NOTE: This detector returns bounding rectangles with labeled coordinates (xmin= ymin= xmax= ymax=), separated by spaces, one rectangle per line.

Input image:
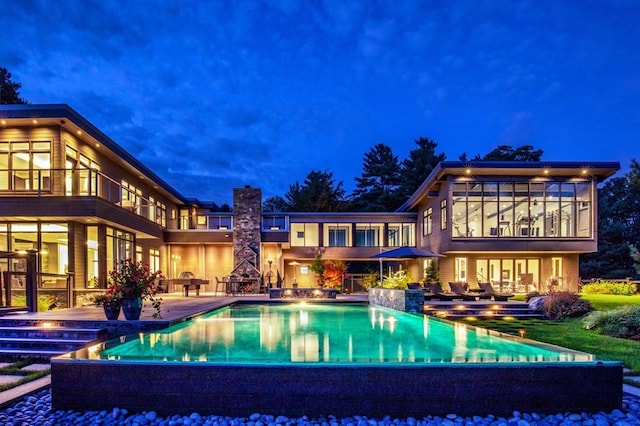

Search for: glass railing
xmin=0 ymin=168 xmax=167 ymax=227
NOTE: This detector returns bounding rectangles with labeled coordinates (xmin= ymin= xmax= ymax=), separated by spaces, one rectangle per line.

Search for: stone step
xmin=0 ymin=348 xmax=72 ymax=358
xmin=423 ymin=301 xmax=543 ymax=319
xmin=0 ymin=324 xmax=107 ymax=359
xmin=0 ymin=326 xmax=107 ymax=340
xmin=0 ymin=336 xmax=98 ymax=351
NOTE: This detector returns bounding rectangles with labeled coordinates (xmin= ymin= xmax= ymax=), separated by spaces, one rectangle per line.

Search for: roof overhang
xmin=0 ymin=104 xmax=188 ymax=205
xmin=396 ymin=160 xmax=621 ymax=212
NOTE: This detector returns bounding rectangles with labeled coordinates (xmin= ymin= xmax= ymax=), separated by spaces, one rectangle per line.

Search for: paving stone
xmin=20 ymin=363 xmax=50 ymax=372
xmin=0 ymin=375 xmax=21 ymax=385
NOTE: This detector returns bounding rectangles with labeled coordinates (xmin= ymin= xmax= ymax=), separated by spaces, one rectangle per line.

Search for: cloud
xmin=1 ymin=0 xmax=637 ymax=204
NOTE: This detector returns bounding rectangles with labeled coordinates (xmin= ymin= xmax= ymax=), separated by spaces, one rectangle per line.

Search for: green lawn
xmin=581 ymin=293 xmax=640 ymax=311
xmin=458 ymin=294 xmax=640 ymax=374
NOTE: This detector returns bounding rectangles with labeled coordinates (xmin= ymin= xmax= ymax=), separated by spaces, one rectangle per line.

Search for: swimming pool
xmin=51 ymin=301 xmax=623 ymax=417
xmin=98 ymin=302 xmax=589 ymax=363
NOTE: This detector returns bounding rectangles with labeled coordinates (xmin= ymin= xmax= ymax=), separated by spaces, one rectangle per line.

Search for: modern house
xmin=0 ymin=104 xmax=619 ymax=310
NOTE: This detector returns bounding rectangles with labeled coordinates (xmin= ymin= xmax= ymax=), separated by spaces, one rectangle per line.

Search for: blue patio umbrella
xmin=371 ymin=246 xmax=444 ymax=287
xmin=370 ymin=246 xmax=445 ymax=259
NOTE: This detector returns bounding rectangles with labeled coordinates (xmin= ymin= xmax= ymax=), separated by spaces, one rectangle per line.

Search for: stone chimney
xmin=231 ymin=186 xmax=261 ymax=279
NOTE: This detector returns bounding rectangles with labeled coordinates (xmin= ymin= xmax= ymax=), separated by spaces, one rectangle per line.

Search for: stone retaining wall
xmin=368 ymin=288 xmax=424 ymax=313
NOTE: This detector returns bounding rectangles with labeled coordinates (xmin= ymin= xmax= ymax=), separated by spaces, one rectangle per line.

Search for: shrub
xmin=582 ymin=305 xmax=640 ymax=340
xmin=581 ymin=281 xmax=637 ymax=296
xmin=542 ymin=291 xmax=591 ymax=320
xmin=382 ymin=270 xmax=414 ymax=289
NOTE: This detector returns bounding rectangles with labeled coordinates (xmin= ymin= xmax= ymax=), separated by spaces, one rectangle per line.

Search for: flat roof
xmin=397 ymin=160 xmax=621 ymax=212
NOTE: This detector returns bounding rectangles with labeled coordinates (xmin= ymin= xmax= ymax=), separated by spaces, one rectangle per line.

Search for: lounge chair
xmin=422 ymin=282 xmax=437 ymax=300
xmin=473 ymin=282 xmax=493 ymax=300
xmin=448 ymin=282 xmax=479 ymax=301
xmin=428 ymin=282 xmax=460 ymax=301
xmin=478 ymin=282 xmax=514 ymax=301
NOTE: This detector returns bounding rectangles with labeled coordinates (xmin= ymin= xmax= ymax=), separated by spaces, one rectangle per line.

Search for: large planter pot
xmin=102 ymin=300 xmax=121 ymax=320
xmin=121 ymin=296 xmax=143 ymax=320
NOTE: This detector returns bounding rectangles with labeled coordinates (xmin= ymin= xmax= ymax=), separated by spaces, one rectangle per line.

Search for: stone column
xmin=232 ymin=186 xmax=262 ymax=279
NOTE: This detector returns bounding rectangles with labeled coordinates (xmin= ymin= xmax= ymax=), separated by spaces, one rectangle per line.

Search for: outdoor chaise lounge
xmin=422 ymin=282 xmax=438 ymax=300
xmin=478 ymin=282 xmax=515 ymax=301
xmin=448 ymin=282 xmax=480 ymax=301
xmin=428 ymin=282 xmax=460 ymax=301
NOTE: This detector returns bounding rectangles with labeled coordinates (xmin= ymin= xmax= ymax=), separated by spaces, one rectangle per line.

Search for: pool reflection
xmin=96 ymin=303 xmax=593 ymax=364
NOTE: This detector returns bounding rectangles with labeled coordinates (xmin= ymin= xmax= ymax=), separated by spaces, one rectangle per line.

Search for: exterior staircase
xmin=0 ymin=319 xmax=107 ymax=359
xmin=423 ymin=300 xmax=543 ymax=319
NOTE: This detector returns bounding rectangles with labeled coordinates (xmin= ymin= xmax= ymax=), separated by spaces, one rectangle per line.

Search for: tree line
xmin=2 ymin=67 xmax=637 ymax=278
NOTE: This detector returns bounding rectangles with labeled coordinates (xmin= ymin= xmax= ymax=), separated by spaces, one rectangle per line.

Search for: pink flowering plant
xmin=94 ymin=282 xmax=122 ymax=305
xmin=108 ymin=258 xmax=163 ymax=318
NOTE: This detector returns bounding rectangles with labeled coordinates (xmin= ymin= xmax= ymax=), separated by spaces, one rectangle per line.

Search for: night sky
xmin=2 ymin=0 xmax=638 ymax=204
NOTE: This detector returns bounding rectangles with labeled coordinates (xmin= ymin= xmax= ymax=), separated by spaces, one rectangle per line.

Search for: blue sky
xmin=2 ymin=0 xmax=638 ymax=204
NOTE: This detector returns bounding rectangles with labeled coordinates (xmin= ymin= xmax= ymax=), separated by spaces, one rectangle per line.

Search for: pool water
xmin=99 ymin=302 xmax=591 ymax=364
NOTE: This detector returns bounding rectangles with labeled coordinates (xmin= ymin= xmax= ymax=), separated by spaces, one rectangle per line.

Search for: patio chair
xmin=428 ymin=282 xmax=460 ymax=301
xmin=214 ymin=277 xmax=226 ymax=295
xmin=448 ymin=282 xmax=479 ymax=301
xmin=422 ymin=282 xmax=437 ymax=300
xmin=473 ymin=282 xmax=494 ymax=300
xmin=478 ymin=282 xmax=514 ymax=301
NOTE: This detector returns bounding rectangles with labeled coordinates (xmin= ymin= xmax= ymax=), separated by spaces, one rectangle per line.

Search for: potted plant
xmin=108 ymin=258 xmax=163 ymax=320
xmin=94 ymin=283 xmax=122 ymax=320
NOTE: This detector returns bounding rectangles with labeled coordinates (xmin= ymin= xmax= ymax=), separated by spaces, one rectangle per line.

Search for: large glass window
xmin=327 ymin=224 xmax=351 ymax=247
xmin=576 ymin=183 xmax=591 ymax=237
xmin=482 ymin=183 xmax=498 ymax=237
xmin=355 ymin=223 xmax=383 ymax=247
xmin=476 ymin=258 xmax=539 ymax=293
xmin=262 ymin=215 xmax=288 ymax=231
xmin=440 ymin=200 xmax=447 ymax=230
xmin=452 ymin=180 xmax=593 ymax=239
xmin=206 ymin=215 xmax=232 ymax=230
xmin=1 ymin=141 xmax=51 ymax=192
xmin=150 ymin=248 xmax=160 ymax=273
xmin=452 ymin=183 xmax=469 ymax=237
xmin=87 ymin=226 xmax=98 ymax=288
xmin=387 ymin=223 xmax=415 ymax=247
xmin=106 ymin=227 xmax=134 ymax=280
xmin=40 ymin=223 xmax=68 ymax=276
xmin=0 ymin=142 xmax=8 ymax=190
xmin=423 ymin=208 xmax=433 ymax=236
xmin=121 ymin=181 xmax=141 ymax=214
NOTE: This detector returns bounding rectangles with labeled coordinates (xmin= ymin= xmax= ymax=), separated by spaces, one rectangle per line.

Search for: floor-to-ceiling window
xmin=476 ymin=258 xmax=540 ymax=293
xmin=451 ymin=179 xmax=592 ymax=239
xmin=106 ymin=227 xmax=134 ymax=281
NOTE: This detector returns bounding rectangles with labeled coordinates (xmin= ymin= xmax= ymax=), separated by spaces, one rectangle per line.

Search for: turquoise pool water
xmin=97 ymin=302 xmax=591 ymax=364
